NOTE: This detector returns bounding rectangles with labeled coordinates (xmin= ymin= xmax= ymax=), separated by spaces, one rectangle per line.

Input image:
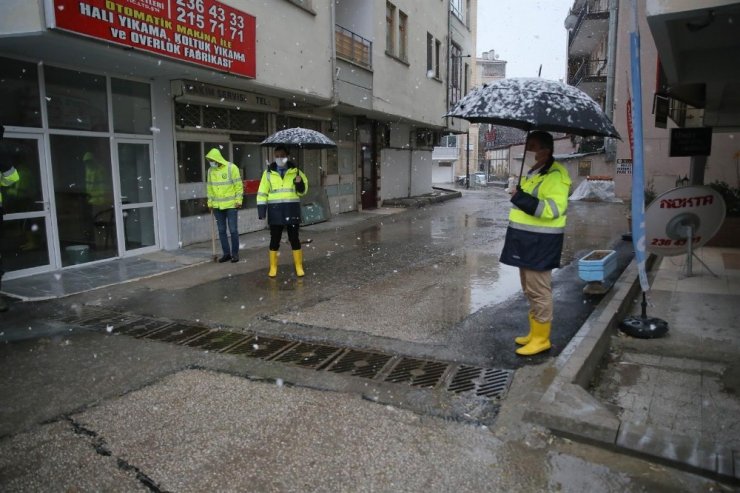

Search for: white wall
xmin=380 ymin=149 xmax=410 ymax=201
xmin=0 ymin=0 xmax=44 ymax=35
xmin=379 ymin=148 xmax=434 ymax=200
xmin=612 ymin=0 xmax=740 ymax=198
xmin=370 ymin=0 xmax=466 ymax=128
xmin=410 ymin=150 xmax=433 ymax=196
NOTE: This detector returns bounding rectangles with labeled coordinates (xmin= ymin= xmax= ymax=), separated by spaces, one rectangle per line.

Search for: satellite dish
xmin=645 ymin=185 xmax=726 ymax=257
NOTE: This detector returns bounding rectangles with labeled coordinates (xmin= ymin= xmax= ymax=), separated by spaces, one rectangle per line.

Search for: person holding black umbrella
xmin=257 ymin=146 xmax=308 ymax=277
xmin=500 ymin=131 xmax=571 ymax=356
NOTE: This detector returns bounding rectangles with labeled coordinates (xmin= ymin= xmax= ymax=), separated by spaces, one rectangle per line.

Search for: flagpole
xmin=620 ymin=0 xmax=668 ymax=339
xmin=628 ymin=0 xmax=649 ymax=293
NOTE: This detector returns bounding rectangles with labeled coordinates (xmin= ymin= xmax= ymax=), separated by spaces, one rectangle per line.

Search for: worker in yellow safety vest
xmin=257 ymin=146 xmax=308 ymax=277
xmin=206 ymin=147 xmax=243 ymax=263
xmin=500 ymin=131 xmax=572 ymax=356
xmin=0 ymin=125 xmax=21 ymax=312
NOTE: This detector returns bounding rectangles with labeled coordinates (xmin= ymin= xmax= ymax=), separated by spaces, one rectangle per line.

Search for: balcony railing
xmin=568 ymin=0 xmax=610 ymax=48
xmin=335 ymin=25 xmax=372 ymax=69
xmin=569 ymin=58 xmax=608 ymax=86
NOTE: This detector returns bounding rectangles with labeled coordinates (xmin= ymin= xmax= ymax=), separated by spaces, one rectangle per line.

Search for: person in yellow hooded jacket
xmin=500 ymin=131 xmax=571 ymax=356
xmin=206 ymin=147 xmax=243 ymax=263
xmin=257 ymin=146 xmax=308 ymax=277
xmin=0 ymin=125 xmax=20 ymax=312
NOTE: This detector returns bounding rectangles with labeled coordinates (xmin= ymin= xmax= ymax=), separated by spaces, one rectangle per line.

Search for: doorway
xmin=1 ymin=135 xmax=54 ymax=279
xmin=116 ymin=141 xmax=157 ymax=253
xmin=358 ymin=123 xmax=377 ymax=210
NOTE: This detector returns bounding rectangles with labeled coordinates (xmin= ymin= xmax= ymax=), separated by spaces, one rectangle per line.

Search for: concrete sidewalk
xmin=528 ymin=246 xmax=740 ymax=483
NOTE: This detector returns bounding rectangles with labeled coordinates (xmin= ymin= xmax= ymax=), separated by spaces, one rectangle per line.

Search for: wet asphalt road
xmin=4 ymin=189 xmax=720 ymax=493
xmin=65 ymin=188 xmax=634 ymax=370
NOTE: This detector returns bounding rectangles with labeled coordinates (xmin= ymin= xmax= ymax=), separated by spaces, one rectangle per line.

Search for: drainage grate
xmin=56 ymin=309 xmax=108 ymax=324
xmin=475 ymin=368 xmax=513 ymax=399
xmin=142 ymin=323 xmax=210 ymax=344
xmin=117 ymin=319 xmax=173 ymax=338
xmin=185 ymin=331 xmax=250 ymax=352
xmin=272 ymin=343 xmax=344 ymax=370
xmin=384 ymin=357 xmax=450 ymax=388
xmin=448 ymin=366 xmax=513 ymax=399
xmin=326 ymin=349 xmax=393 ymax=379
xmin=87 ymin=309 xmax=514 ymax=403
xmin=226 ymin=336 xmax=296 ymax=359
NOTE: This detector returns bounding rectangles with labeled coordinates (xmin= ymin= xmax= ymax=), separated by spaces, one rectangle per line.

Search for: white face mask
xmin=208 ymin=160 xmax=217 ymax=168
xmin=276 ymin=157 xmax=288 ymax=167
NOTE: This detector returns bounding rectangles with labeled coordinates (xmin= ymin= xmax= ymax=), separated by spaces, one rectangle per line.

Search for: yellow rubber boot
xmin=292 ymin=249 xmax=304 ymax=277
xmin=515 ymin=319 xmax=551 ymax=356
xmin=515 ymin=311 xmax=535 ymax=345
xmin=268 ymin=250 xmax=278 ymax=277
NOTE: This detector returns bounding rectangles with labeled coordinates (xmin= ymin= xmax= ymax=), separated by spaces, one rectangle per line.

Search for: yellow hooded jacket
xmin=0 ymin=166 xmax=20 ymax=208
xmin=206 ymin=148 xmax=243 ymax=210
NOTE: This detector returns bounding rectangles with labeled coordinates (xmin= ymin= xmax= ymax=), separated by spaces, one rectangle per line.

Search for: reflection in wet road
xmin=103 ymin=189 xmax=629 ymax=350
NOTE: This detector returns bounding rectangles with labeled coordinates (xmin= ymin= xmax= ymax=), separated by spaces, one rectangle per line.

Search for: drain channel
xmin=57 ymin=308 xmax=513 ymax=401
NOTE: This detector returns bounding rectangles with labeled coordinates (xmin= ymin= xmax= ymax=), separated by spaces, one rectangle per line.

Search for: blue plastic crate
xmin=578 ymin=250 xmax=617 ymax=282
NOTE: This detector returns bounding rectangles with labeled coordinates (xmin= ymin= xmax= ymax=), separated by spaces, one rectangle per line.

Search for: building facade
xmin=565 ymin=0 xmax=740 ymax=200
xmin=0 ymin=0 xmax=475 ymax=280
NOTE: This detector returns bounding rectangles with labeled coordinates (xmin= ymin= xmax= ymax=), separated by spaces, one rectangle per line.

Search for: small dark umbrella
xmin=260 ymin=127 xmax=337 ymax=149
xmin=445 ymin=77 xmax=620 ymax=181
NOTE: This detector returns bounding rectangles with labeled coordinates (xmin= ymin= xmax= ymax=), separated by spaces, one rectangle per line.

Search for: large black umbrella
xmin=445 ymin=78 xmax=620 ymax=181
xmin=261 ymin=127 xmax=337 ymax=149
xmin=446 ymin=77 xmax=620 ymax=137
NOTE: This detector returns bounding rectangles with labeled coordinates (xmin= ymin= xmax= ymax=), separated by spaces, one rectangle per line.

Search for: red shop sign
xmin=51 ymin=0 xmax=256 ymax=78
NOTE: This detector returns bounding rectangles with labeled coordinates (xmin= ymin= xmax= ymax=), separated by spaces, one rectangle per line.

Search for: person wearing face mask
xmin=256 ymin=146 xmax=308 ymax=277
xmin=205 ymin=147 xmax=243 ymax=263
xmin=500 ymin=131 xmax=571 ymax=356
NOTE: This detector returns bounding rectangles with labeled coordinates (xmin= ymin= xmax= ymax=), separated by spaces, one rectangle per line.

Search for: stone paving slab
xmin=525 ymin=252 xmax=740 ymax=484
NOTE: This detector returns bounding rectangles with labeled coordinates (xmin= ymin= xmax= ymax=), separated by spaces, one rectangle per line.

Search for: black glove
xmin=510 ymin=189 xmax=539 ymax=216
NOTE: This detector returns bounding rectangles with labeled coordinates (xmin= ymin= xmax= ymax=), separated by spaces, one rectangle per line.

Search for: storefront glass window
xmin=46 ymin=66 xmax=108 ymax=132
xmin=50 ymin=136 xmax=116 ymax=266
xmin=203 ymin=106 xmax=228 ymax=129
xmin=233 ymin=142 xmax=262 ymax=209
xmin=0 ymin=57 xmax=41 ymax=127
xmin=176 ymin=141 xmax=202 ymax=183
xmin=231 ymin=110 xmax=267 ymax=132
xmin=112 ymin=78 xmax=152 ymax=135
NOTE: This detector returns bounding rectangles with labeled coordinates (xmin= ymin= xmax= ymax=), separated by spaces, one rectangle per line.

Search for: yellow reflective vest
xmin=257 ymin=162 xmax=308 ymax=225
xmin=206 ymin=148 xmax=243 ymax=210
xmin=0 ymin=166 xmax=20 ymax=208
xmin=508 ymin=161 xmax=571 ymax=233
xmin=500 ymin=160 xmax=571 ymax=271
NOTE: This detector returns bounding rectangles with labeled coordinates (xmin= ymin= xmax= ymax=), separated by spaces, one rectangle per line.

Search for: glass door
xmin=116 ymin=141 xmax=157 ymax=253
xmin=1 ymin=135 xmax=54 ymax=279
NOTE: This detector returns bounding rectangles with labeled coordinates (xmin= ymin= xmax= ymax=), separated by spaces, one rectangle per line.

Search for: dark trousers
xmin=213 ymin=208 xmax=239 ymax=257
xmin=269 ymin=224 xmax=300 ymax=250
